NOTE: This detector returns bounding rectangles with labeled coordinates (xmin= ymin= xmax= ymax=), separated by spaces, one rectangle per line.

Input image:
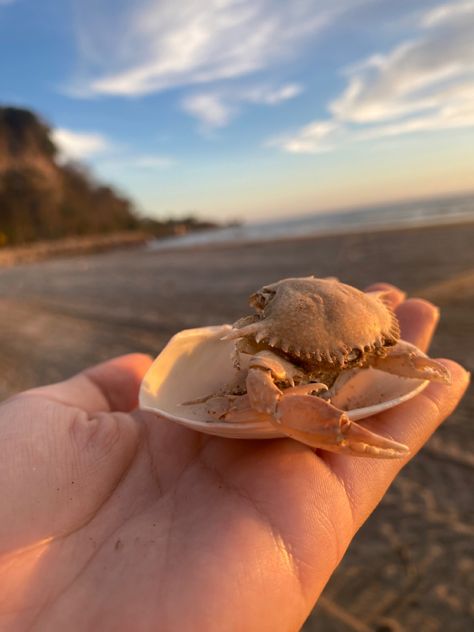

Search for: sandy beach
xmin=1 ymin=220 xmax=473 ymax=631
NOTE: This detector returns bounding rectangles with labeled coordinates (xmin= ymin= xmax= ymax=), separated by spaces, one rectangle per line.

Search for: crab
xmin=202 ymin=276 xmax=451 ymax=458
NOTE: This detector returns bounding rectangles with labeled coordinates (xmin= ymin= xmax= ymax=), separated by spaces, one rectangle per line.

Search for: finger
xmin=396 ymin=298 xmax=439 ymax=352
xmin=364 ymin=282 xmax=406 ymax=310
xmin=324 ymin=360 xmax=469 ymax=529
xmin=26 ymin=354 xmax=153 ymax=413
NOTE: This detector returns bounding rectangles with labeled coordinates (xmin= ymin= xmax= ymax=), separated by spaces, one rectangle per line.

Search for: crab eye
xmin=249 ymin=288 xmax=275 ymax=311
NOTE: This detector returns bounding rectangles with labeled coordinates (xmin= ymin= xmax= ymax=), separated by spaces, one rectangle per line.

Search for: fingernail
xmin=386 ymin=288 xmax=407 ymax=304
xmin=438 ymin=360 xmax=471 ymax=384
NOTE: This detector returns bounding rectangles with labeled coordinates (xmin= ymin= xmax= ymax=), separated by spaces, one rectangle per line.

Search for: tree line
xmin=0 ymin=107 xmax=217 ymax=247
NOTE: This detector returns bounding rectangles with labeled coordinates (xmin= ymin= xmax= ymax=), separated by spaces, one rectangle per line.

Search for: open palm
xmin=0 ymin=286 xmax=468 ymax=632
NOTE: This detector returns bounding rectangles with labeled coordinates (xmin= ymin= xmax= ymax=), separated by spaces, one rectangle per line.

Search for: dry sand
xmin=0 ymin=220 xmax=473 ymax=631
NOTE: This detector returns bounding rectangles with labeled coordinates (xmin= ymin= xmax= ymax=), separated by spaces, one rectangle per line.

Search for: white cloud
xmin=268 ymin=120 xmax=338 ymax=153
xmin=182 ymin=82 xmax=302 ymax=130
xmin=244 ymin=83 xmax=303 ymax=105
xmin=422 ymin=1 xmax=474 ymax=27
xmin=52 ymin=128 xmax=112 ymax=160
xmin=131 ymin=155 xmax=176 ymax=169
xmin=272 ymin=0 xmax=474 ymax=153
xmin=52 ymin=128 xmax=176 ymax=172
xmin=181 ymin=93 xmax=235 ymax=130
xmin=70 ymin=1 xmax=355 ymax=97
xmin=98 ymin=153 xmax=176 ymax=173
xmin=331 ymin=4 xmax=474 ymax=124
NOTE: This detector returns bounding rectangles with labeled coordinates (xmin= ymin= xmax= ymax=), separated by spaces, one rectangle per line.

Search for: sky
xmin=1 ymin=0 xmax=473 ymax=222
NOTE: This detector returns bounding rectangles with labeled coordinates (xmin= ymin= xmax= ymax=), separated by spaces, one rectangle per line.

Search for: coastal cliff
xmin=0 ymin=107 xmax=138 ymax=246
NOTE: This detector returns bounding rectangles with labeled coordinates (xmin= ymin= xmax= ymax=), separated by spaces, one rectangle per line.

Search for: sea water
xmin=148 ymin=193 xmax=474 ymax=251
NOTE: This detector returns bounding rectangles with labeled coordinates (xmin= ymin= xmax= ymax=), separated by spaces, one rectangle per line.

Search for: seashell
xmin=139 ymin=325 xmax=429 ymax=441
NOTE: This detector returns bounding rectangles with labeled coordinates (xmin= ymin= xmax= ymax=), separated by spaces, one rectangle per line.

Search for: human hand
xmin=0 ymin=286 xmax=469 ymax=632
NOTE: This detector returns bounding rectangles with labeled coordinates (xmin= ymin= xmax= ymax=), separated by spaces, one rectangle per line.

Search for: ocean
xmin=149 ymin=192 xmax=474 ymax=251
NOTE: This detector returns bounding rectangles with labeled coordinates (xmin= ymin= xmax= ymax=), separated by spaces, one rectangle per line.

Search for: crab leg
xmin=214 ymin=394 xmax=274 ymax=424
xmin=246 ymin=365 xmax=283 ymax=415
xmin=215 ymin=384 xmax=326 ymax=425
xmin=370 ymin=342 xmax=451 ymax=384
xmin=273 ymin=393 xmax=410 ymax=458
xmin=245 ymin=365 xmax=409 ymax=458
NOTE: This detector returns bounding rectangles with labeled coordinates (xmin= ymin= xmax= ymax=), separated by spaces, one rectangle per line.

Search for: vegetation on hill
xmin=0 ymin=107 xmax=217 ymax=247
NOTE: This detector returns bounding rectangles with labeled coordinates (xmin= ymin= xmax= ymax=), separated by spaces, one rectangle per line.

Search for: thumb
xmin=28 ymin=354 xmax=153 ymax=413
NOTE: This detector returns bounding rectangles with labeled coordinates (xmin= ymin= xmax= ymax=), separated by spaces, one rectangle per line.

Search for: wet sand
xmin=0 ymin=231 xmax=149 ymax=267
xmin=1 ymin=220 xmax=473 ymax=630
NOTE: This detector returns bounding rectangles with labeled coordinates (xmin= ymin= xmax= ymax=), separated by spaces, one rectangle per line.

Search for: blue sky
xmin=1 ymin=0 xmax=473 ymax=222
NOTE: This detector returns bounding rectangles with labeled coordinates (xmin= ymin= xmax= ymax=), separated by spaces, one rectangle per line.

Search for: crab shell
xmin=232 ymin=276 xmax=401 ymax=367
xmin=139 ymin=325 xmax=429 ymax=440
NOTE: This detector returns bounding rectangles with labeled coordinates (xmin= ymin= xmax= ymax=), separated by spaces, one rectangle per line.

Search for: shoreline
xmin=0 ymin=231 xmax=151 ymax=268
xmin=2 ymin=212 xmax=474 ymax=268
xmin=147 ymin=215 xmax=474 ymax=255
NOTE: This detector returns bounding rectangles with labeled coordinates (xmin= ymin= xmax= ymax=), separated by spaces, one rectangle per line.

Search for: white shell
xmin=139 ymin=325 xmax=429 ymax=439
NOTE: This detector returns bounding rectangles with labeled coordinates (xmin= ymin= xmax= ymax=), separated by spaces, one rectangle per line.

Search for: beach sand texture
xmin=0 ymin=221 xmax=473 ymax=631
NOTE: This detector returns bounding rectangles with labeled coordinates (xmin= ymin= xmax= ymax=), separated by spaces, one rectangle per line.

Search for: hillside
xmin=0 ymin=107 xmax=139 ymax=246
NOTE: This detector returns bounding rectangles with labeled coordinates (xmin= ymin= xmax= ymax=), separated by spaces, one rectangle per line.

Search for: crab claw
xmin=272 ymin=394 xmax=410 ymax=459
xmin=371 ymin=343 xmax=451 ymax=385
